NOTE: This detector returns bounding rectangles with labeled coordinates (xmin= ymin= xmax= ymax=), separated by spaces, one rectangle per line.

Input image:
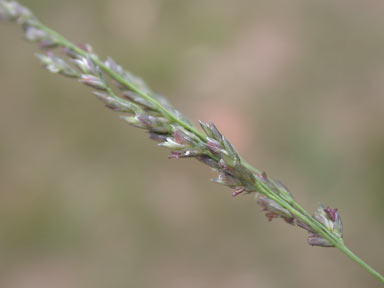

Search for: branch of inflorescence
xmin=39 ymin=23 xmax=343 ymax=249
xmin=37 ymin=21 xmax=346 ymax=260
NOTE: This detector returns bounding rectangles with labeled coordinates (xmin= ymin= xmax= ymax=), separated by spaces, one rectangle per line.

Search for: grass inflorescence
xmin=0 ymin=0 xmax=383 ymax=283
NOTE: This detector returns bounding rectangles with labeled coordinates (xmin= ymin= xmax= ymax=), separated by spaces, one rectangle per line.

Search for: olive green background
xmin=0 ymin=1 xmax=383 ymax=287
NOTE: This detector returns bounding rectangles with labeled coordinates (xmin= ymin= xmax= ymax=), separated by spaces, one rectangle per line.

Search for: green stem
xmin=26 ymin=18 xmax=382 ymax=285
xmin=335 ymin=243 xmax=384 ymax=283
xmin=256 ymin=182 xmax=384 ymax=283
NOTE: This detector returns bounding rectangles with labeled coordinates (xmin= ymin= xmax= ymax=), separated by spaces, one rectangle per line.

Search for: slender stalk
xmin=336 ymin=244 xmax=384 ymax=283
xmin=1 ymin=1 xmax=383 ymax=283
xmin=256 ymin=184 xmax=383 ymax=282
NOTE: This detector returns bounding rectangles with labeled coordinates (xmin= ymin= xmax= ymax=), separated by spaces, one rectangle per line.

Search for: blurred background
xmin=0 ymin=0 xmax=383 ymax=287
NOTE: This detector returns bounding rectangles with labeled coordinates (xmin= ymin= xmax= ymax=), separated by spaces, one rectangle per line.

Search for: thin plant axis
xmin=0 ymin=0 xmax=383 ymax=284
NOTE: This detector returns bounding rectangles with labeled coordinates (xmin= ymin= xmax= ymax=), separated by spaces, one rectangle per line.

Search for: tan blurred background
xmin=0 ymin=0 xmax=383 ymax=287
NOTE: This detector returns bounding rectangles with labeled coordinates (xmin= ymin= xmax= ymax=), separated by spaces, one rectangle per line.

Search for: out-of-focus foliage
xmin=0 ymin=0 xmax=383 ymax=287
